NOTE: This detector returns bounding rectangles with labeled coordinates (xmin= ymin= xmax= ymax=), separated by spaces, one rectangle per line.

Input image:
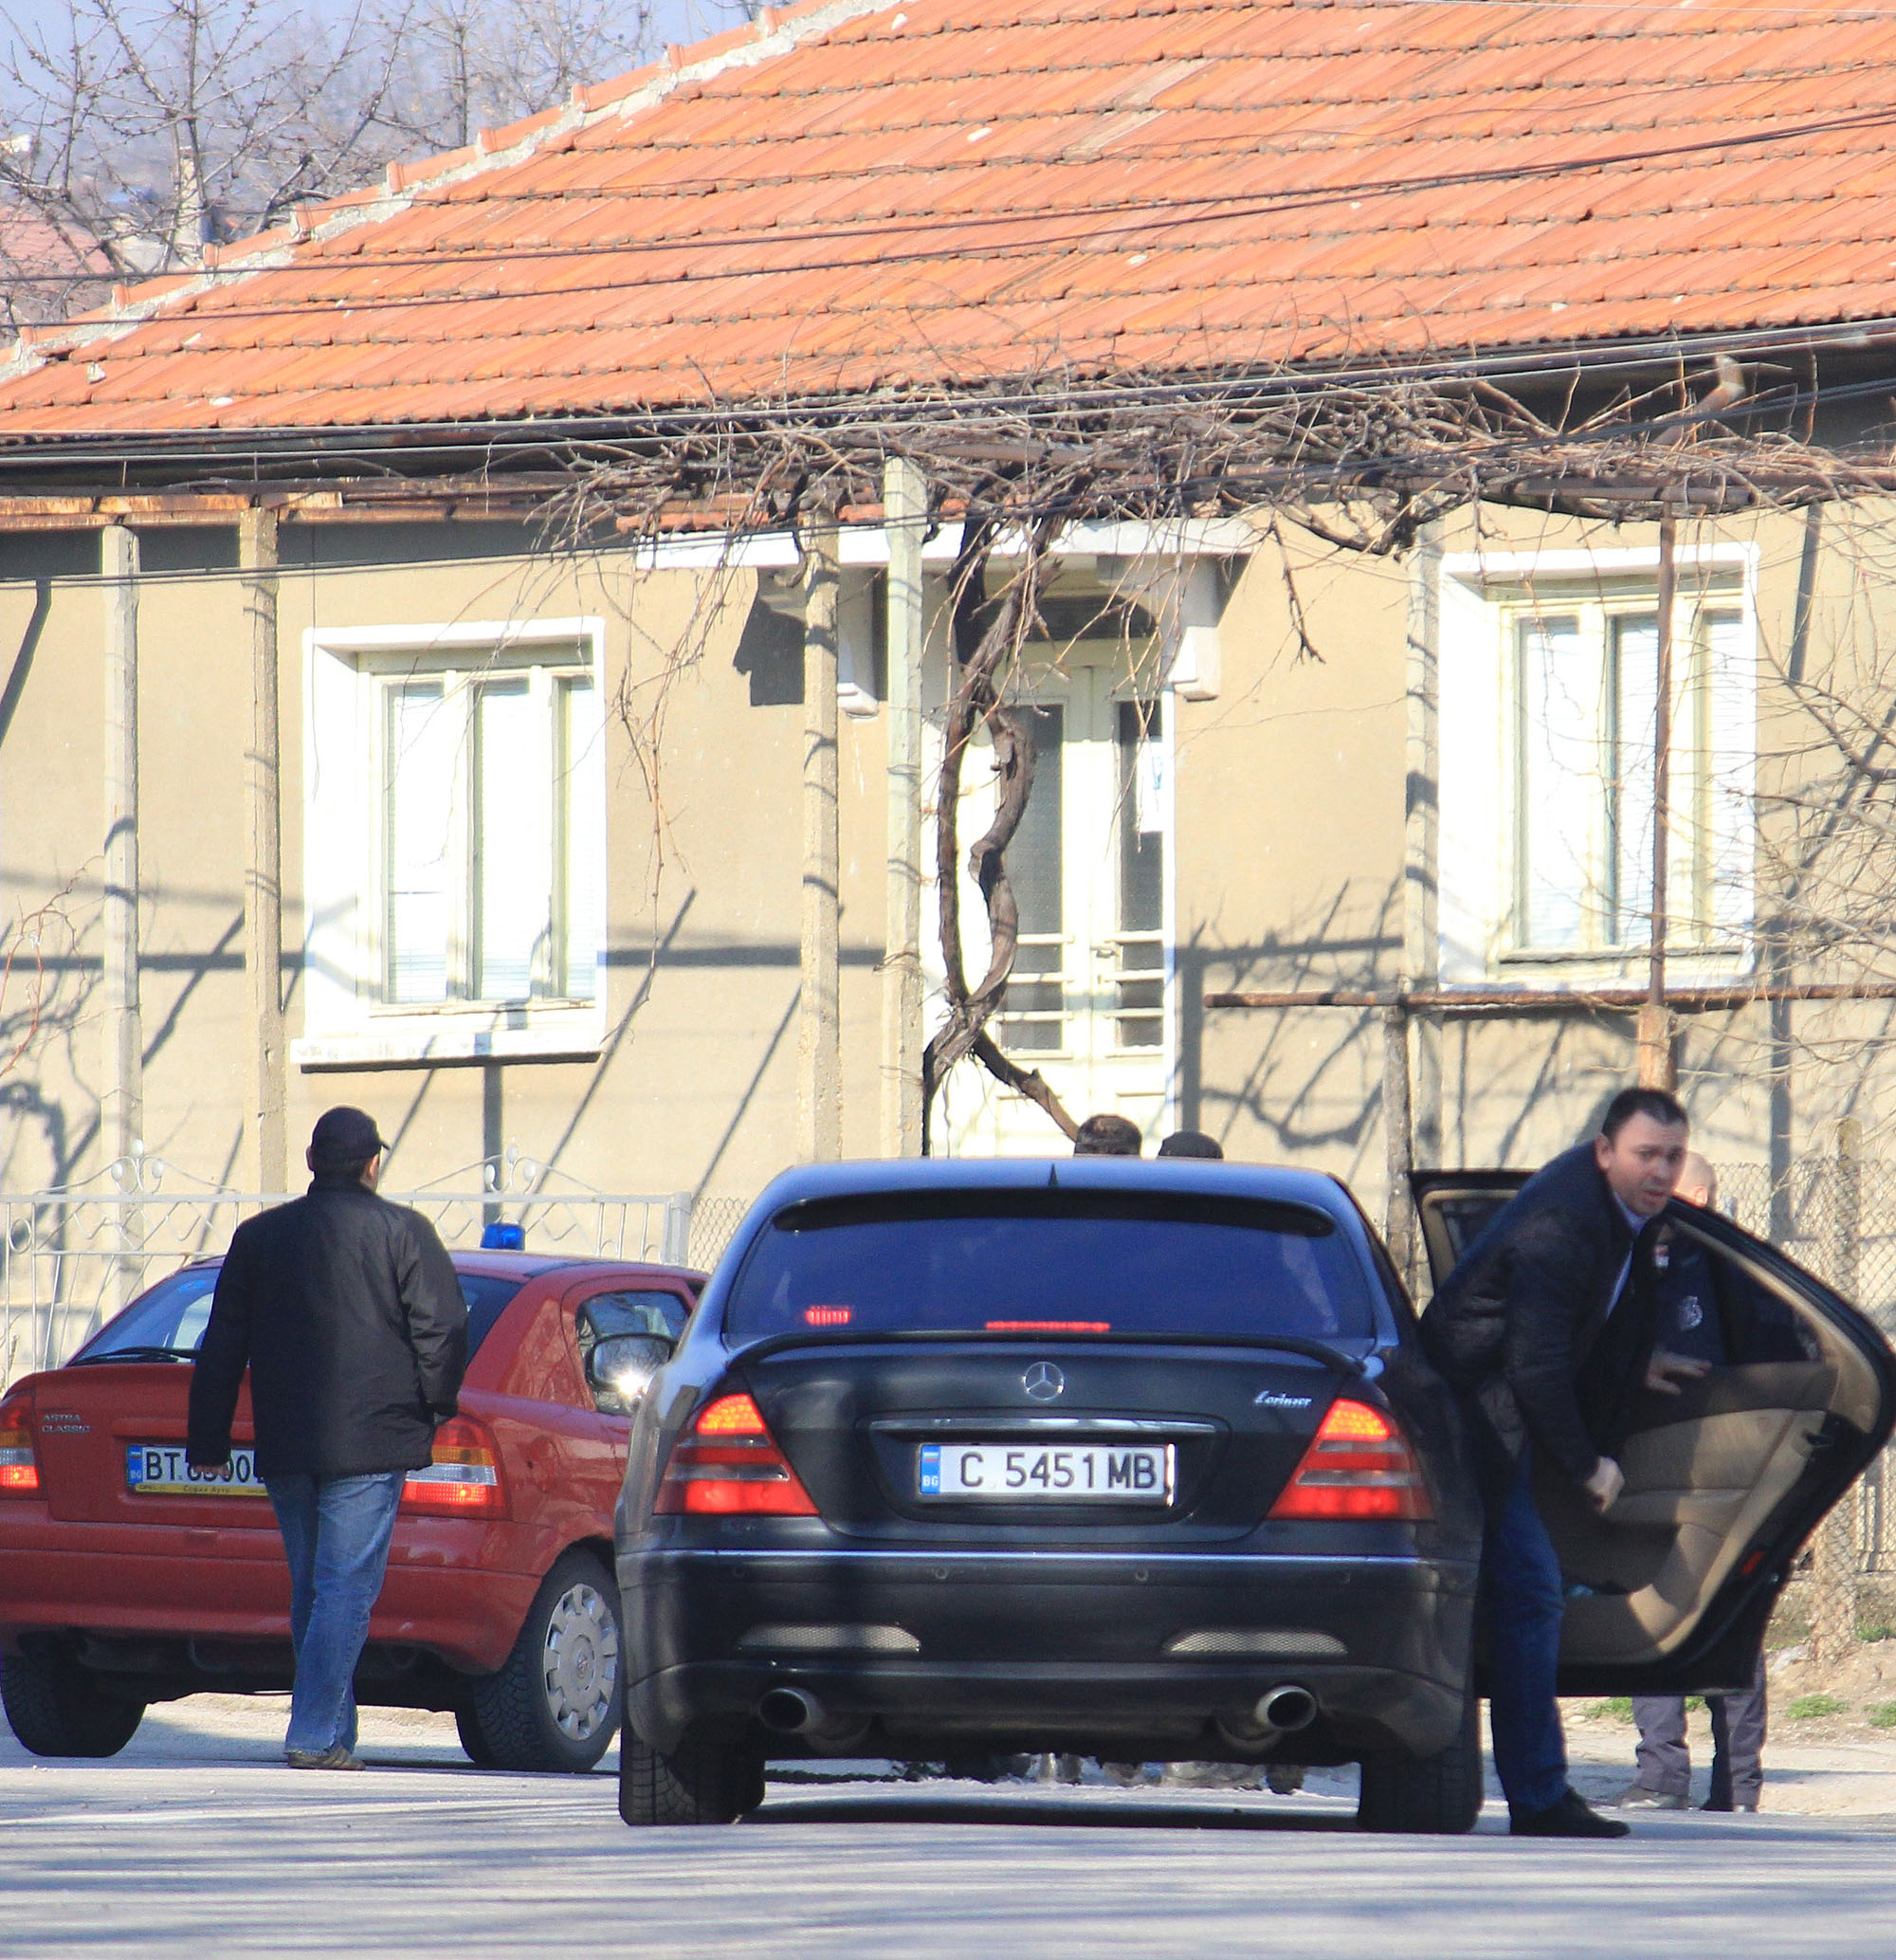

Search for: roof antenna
xmin=1048 ymin=1162 xmax=1059 ymax=1187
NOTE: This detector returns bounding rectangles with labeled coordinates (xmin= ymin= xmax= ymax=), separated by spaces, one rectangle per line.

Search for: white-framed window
xmin=297 ymin=618 xmax=607 ymax=1068
xmin=1438 ymin=548 xmax=1756 ymax=983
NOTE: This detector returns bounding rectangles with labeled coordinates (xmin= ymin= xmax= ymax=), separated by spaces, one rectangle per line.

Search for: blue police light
xmin=481 ymin=1222 xmax=525 ymax=1251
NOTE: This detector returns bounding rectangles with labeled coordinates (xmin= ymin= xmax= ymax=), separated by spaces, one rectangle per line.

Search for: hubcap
xmin=541 ymin=1581 xmax=620 ymax=1742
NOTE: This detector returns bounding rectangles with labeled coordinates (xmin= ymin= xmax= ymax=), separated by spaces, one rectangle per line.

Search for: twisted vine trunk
xmin=920 ymin=505 xmax=1080 ymax=1152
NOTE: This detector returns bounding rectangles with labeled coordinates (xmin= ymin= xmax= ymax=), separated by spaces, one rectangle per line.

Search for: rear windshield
xmin=71 ymin=1268 xmax=526 ymax=1364
xmin=723 ymin=1191 xmax=1375 ymax=1346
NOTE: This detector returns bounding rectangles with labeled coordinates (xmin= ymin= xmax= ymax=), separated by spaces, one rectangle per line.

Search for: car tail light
xmin=0 ymin=1390 xmax=38 ymax=1495
xmin=402 ymin=1416 xmax=506 ymax=1517
xmin=1267 ymin=1398 xmax=1431 ymax=1522
xmin=654 ymin=1392 xmax=818 ymax=1516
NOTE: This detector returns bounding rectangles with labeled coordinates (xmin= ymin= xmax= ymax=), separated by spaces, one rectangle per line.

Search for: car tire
xmin=465 ymin=1549 xmax=622 ymax=1773
xmin=454 ymin=1703 xmax=500 ymax=1768
xmin=1356 ymin=1692 xmax=1484 ymax=1834
xmin=618 ymin=1715 xmax=766 ymax=1825
xmin=1 ymin=1648 xmax=145 ymax=1759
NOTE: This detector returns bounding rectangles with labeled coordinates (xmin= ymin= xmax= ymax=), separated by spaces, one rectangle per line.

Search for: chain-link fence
xmin=0 ymin=1151 xmax=756 ymax=1389
xmin=1717 ymin=1153 xmax=1896 ymax=1663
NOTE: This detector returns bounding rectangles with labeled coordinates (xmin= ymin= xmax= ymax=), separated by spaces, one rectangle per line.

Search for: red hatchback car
xmin=0 ymin=1250 xmax=703 ymax=1771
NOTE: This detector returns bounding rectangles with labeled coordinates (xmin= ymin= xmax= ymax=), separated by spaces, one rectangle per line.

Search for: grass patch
xmin=1860 ymin=1623 xmax=1894 ymax=1644
xmin=1787 ymin=1693 xmax=1849 ymax=1721
xmin=1685 ymin=1695 xmax=1706 ymax=1713
xmin=1867 ymin=1702 xmax=1896 ymax=1730
xmin=1591 ymin=1697 xmax=1635 ymax=1722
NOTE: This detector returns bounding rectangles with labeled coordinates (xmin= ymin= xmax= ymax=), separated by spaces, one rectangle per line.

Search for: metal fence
xmin=1717 ymin=1154 xmax=1896 ymax=1658
xmin=0 ymin=1149 xmax=757 ymax=1389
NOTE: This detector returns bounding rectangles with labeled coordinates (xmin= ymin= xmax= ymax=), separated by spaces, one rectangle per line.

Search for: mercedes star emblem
xmin=1022 ymin=1362 xmax=1066 ymax=1401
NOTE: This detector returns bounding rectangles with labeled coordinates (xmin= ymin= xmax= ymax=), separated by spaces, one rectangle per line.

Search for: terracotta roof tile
xmin=9 ymin=0 xmax=1896 ymax=433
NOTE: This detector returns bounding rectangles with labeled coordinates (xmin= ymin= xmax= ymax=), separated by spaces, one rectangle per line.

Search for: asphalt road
xmin=6 ymin=1699 xmax=1896 ymax=1957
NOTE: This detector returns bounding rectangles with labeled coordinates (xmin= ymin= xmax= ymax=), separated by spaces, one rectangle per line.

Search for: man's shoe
xmin=1510 ymin=1789 xmax=1632 ymax=1838
xmin=1613 ymin=1785 xmax=1688 ymax=1810
xmin=285 ymin=1745 xmax=365 ymax=1770
xmin=1701 ymin=1798 xmax=1759 ymax=1813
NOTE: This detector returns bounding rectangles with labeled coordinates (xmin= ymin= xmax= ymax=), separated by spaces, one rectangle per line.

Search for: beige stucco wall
xmin=2 ymin=499 xmax=1894 ymax=1263
xmin=0 ymin=526 xmax=890 ymax=1213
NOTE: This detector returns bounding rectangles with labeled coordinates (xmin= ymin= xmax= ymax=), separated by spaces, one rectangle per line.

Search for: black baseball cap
xmin=309 ymin=1106 xmax=388 ymax=1167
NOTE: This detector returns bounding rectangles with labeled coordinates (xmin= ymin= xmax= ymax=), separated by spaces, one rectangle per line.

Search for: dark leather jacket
xmin=188 ymin=1177 xmax=467 ymax=1478
xmin=1422 ymin=1144 xmax=1660 ymax=1488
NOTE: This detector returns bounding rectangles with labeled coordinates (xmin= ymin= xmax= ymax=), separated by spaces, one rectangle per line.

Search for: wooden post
xmin=797 ymin=514 xmax=843 ymax=1162
xmin=1640 ymin=509 xmax=1678 ymax=1090
xmin=881 ymin=457 xmax=926 ymax=1157
xmin=240 ymin=507 xmax=286 ymax=1194
xmin=101 ymin=523 xmax=142 ymax=1167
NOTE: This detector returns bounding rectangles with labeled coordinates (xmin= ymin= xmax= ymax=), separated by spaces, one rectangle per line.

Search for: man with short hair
xmin=1157 ymin=1130 xmax=1224 ymax=1160
xmin=188 ymin=1108 xmax=465 ymax=1769
xmin=1072 ymin=1112 xmax=1142 ymax=1156
xmin=1425 ymin=1087 xmax=1705 ymax=1838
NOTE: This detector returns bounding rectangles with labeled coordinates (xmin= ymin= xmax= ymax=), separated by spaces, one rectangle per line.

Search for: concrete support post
xmin=797 ymin=515 xmax=843 ymax=1163
xmin=1399 ymin=520 xmax=1442 ymax=1288
xmin=101 ymin=523 xmax=142 ymax=1168
xmin=881 ymin=457 xmax=926 ymax=1157
xmin=1380 ymin=1004 xmax=1414 ymax=1282
xmin=240 ymin=506 xmax=286 ymax=1194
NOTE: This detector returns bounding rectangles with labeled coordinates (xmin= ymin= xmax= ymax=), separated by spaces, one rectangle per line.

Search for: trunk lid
xmin=32 ymin=1363 xmax=268 ymax=1529
xmin=739 ymin=1336 xmax=1357 ymax=1544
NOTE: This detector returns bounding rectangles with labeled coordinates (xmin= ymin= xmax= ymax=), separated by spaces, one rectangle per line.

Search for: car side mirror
xmin=585 ymin=1333 xmax=672 ymax=1415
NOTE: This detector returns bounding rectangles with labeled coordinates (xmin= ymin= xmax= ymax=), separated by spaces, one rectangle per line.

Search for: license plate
xmin=125 ymin=1444 xmax=268 ymax=1497
xmin=917 ymin=1442 xmax=1173 ymax=1503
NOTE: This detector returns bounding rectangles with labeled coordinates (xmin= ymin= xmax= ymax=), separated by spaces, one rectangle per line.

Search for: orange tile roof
xmin=7 ymin=0 xmax=1896 ymax=433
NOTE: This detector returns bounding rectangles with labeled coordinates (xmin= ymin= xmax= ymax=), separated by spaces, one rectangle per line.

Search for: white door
xmin=937 ymin=644 xmax=1172 ymax=1155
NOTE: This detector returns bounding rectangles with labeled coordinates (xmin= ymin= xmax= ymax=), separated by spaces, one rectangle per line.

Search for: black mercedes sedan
xmin=612 ymin=1157 xmax=1893 ymax=1833
xmin=614 ymin=1158 xmax=1487 ymax=1830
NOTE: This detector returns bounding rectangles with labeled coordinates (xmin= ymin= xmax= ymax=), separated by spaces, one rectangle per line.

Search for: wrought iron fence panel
xmin=0 ymin=1152 xmax=708 ymax=1388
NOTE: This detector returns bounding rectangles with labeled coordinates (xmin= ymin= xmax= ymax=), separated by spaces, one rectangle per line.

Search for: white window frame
xmin=296 ymin=616 xmax=608 ymax=1069
xmin=1437 ymin=545 xmax=1758 ymax=986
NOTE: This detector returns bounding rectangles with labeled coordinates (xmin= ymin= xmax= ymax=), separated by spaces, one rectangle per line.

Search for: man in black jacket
xmin=188 ymin=1108 xmax=465 ymax=1769
xmin=1424 ymin=1086 xmax=1704 ymax=1838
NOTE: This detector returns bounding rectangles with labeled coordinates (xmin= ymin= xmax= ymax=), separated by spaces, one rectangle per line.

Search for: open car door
xmin=1412 ymin=1171 xmax=1896 ymax=1695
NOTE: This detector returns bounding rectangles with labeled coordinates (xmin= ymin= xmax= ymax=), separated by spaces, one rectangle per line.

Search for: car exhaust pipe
xmin=756 ymin=1685 xmax=871 ymax=1752
xmin=1254 ymin=1684 xmax=1318 ymax=1734
xmin=757 ymin=1686 xmax=824 ymax=1733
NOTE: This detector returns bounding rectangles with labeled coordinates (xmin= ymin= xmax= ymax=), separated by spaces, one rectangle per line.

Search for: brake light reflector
xmin=1267 ymin=1398 xmax=1431 ymax=1521
xmin=0 ymin=1392 xmax=38 ymax=1494
xmin=402 ymin=1416 xmax=506 ymax=1517
xmin=655 ymin=1392 xmax=818 ymax=1516
xmin=984 ymin=1321 xmax=1112 ymax=1333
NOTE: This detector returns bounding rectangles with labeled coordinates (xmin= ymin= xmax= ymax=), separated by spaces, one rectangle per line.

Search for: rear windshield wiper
xmin=70 ymin=1345 xmax=199 ymax=1366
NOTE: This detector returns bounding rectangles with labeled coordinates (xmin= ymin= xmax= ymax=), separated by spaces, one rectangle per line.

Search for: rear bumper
xmin=0 ymin=1530 xmax=538 ymax=1677
xmin=622 ymin=1547 xmax=1477 ymax=1760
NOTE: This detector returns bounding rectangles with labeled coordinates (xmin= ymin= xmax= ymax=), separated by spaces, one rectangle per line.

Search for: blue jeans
xmin=265 ymin=1470 xmax=406 ymax=1756
xmin=1483 ymin=1449 xmax=1570 ymax=1813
